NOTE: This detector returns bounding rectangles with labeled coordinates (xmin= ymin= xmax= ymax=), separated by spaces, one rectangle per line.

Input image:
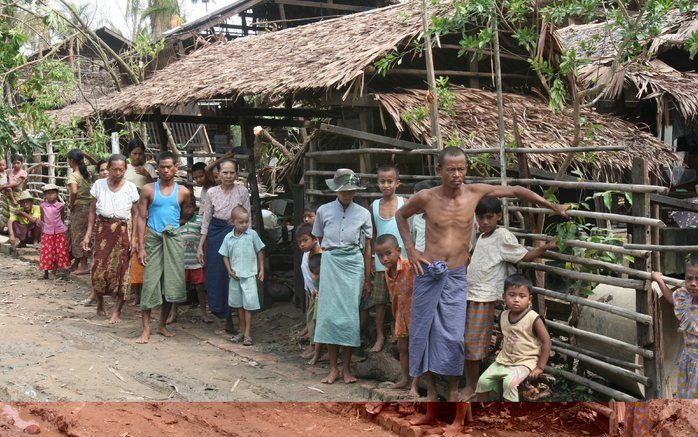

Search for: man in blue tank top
xmin=135 ymin=151 xmax=192 ymax=344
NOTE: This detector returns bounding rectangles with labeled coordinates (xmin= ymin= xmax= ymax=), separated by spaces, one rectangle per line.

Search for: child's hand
xmin=362 ymin=280 xmax=371 ymax=298
xmin=257 ymin=270 xmax=264 ymax=282
xmin=197 ymin=247 xmax=205 ymax=266
xmin=228 ymin=270 xmax=238 ymax=280
xmin=650 ymin=271 xmax=664 ymax=283
xmin=528 ymin=366 xmax=544 ymax=381
xmin=81 ymin=236 xmax=91 ymax=252
xmin=543 ymin=237 xmax=558 ymax=251
xmin=138 ymin=246 xmax=147 ymax=266
xmin=9 ymin=237 xmax=18 ymax=246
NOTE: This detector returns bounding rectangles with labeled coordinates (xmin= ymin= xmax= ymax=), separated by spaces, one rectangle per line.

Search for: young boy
xmin=410 ymin=180 xmax=438 ymax=253
xmin=303 ymin=205 xmax=317 ymax=225
xmin=8 ymin=191 xmax=41 ymax=247
xmin=169 ymin=194 xmax=213 ymax=325
xmin=363 ymin=164 xmax=406 ymax=353
xmin=375 ymin=233 xmax=419 ymax=396
xmin=297 ymin=223 xmax=322 ymax=359
xmin=459 ymin=196 xmax=557 ymax=401
xmin=219 ymin=206 xmax=265 ymax=346
xmin=475 ymin=273 xmax=551 ymax=401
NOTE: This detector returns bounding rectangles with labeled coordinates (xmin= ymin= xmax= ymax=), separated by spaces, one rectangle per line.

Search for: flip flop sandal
xmin=243 ymin=336 xmax=253 ymax=346
xmin=229 ymin=333 xmax=244 ymax=343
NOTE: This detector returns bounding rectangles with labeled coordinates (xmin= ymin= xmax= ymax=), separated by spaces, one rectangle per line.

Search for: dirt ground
xmin=0 ymin=253 xmax=372 ymax=402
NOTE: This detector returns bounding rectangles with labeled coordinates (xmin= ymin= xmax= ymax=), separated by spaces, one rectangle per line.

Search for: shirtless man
xmin=396 ymin=147 xmax=568 ymax=426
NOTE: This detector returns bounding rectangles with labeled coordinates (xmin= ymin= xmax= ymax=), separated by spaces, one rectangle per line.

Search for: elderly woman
xmin=197 ymin=159 xmax=251 ymax=332
xmin=312 ymin=168 xmax=373 ymax=385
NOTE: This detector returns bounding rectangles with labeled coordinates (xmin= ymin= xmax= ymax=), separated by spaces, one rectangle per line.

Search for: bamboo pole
xmin=624 ymin=243 xmax=698 ymax=252
xmin=551 ymin=344 xmax=650 ymax=386
xmin=531 ymin=249 xmax=684 ymax=287
xmin=532 ymin=287 xmax=653 ymax=324
xmin=551 ymin=339 xmax=644 ymax=370
xmin=492 ymin=14 xmax=509 ymax=228
xmin=546 ymin=320 xmax=654 ymax=359
xmin=509 ymin=178 xmax=669 ymax=194
xmin=545 ymin=366 xmax=639 ymax=401
xmin=421 ymin=0 xmax=442 ymax=149
xmin=519 ymin=262 xmax=645 ymax=289
xmin=304 ymin=146 xmax=626 ymax=157
xmin=512 ymin=232 xmax=650 ymax=258
xmin=508 ymin=206 xmax=666 ymax=228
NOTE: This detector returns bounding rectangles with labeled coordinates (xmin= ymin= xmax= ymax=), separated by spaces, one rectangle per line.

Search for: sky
xmin=76 ymin=0 xmax=222 ymax=39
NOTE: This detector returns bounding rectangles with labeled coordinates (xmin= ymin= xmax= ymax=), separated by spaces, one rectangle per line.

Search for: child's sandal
xmin=229 ymin=333 xmax=244 ymax=343
xmin=243 ymin=336 xmax=253 ymax=346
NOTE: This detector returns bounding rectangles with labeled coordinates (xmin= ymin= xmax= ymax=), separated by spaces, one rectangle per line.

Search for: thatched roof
xmin=375 ymin=87 xmax=676 ymax=181
xmin=556 ymin=8 xmax=698 ymax=118
xmin=76 ymin=0 xmax=434 ymax=117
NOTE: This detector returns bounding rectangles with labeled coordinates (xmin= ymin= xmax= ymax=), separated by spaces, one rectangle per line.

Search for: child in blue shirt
xmin=219 ymin=206 xmax=265 ymax=346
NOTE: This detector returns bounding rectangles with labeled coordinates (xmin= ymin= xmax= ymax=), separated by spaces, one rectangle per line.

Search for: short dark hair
xmin=414 ymin=180 xmax=438 ymax=193
xmin=13 ymin=153 xmax=24 ymax=163
xmin=296 ymin=223 xmax=315 ymax=239
xmin=231 ymin=205 xmax=248 ymax=218
xmin=504 ymin=274 xmax=533 ymax=294
xmin=217 ymin=159 xmax=238 ymax=173
xmin=375 ymin=233 xmax=399 ymax=248
xmin=156 ymin=151 xmax=177 ymax=164
xmin=685 ymin=255 xmax=698 ymax=270
xmin=108 ymin=154 xmax=127 ymax=168
xmin=475 ymin=197 xmax=502 ymax=216
xmin=191 ymin=162 xmax=207 ymax=173
xmin=128 ymin=138 xmax=145 ymax=154
xmin=376 ymin=164 xmax=399 ymax=179
xmin=437 ymin=146 xmax=466 ymax=166
xmin=303 ymin=204 xmax=317 ymax=214
xmin=309 ymin=253 xmax=322 ymax=273
xmin=96 ymin=159 xmax=107 ymax=171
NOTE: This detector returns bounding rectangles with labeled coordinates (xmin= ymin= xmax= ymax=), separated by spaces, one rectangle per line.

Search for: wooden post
xmin=153 ymin=108 xmax=169 ymax=152
xmin=631 ymin=158 xmax=663 ymax=399
xmin=420 ymin=0 xmax=442 ymax=148
xmin=492 ymin=15 xmax=508 ymax=228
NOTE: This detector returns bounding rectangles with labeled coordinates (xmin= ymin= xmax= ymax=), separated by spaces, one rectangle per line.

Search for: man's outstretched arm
xmin=477 ymin=185 xmax=569 ymax=217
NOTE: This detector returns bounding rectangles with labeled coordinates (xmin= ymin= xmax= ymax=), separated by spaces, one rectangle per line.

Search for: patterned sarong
xmin=624 ymin=402 xmax=651 ymax=436
xmin=69 ymin=202 xmax=90 ymax=259
xmin=91 ymin=217 xmax=131 ymax=298
xmin=409 ymin=261 xmax=467 ymax=377
xmin=205 ymin=217 xmax=233 ymax=318
xmin=313 ymin=246 xmax=364 ymax=347
xmin=677 ymin=348 xmax=698 ymax=399
xmin=40 ymin=232 xmax=71 ymax=271
xmin=140 ymin=226 xmax=186 ymax=311
xmin=464 ymin=301 xmax=497 ymax=360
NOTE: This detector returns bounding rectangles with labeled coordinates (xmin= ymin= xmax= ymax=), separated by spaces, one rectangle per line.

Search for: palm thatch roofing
xmin=73 ymin=0 xmax=435 ymax=118
xmin=555 ymin=8 xmax=698 ymax=118
xmin=375 ymin=87 xmax=676 ymax=181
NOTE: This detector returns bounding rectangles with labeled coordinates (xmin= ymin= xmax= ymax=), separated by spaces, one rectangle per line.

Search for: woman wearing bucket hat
xmin=8 ymin=190 xmax=41 ymax=247
xmin=312 ymin=168 xmax=373 ymax=384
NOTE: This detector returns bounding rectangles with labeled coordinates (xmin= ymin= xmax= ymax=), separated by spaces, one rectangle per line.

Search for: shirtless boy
xmin=395 ymin=147 xmax=567 ymax=423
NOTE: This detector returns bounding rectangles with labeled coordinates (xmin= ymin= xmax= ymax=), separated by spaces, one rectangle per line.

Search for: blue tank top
xmin=147 ymin=182 xmax=181 ymax=233
xmin=373 ymin=197 xmax=407 ymax=271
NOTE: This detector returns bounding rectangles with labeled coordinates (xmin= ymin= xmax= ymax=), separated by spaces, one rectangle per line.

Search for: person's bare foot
xmin=166 ymin=312 xmax=177 ymax=325
xmin=108 ymin=314 xmax=122 ymax=324
xmin=388 ymin=378 xmax=410 ymax=390
xmin=342 ymin=371 xmax=357 ymax=384
xmin=96 ymin=304 xmax=107 ymax=317
xmin=321 ymin=368 xmax=339 ymax=384
xmin=365 ymin=403 xmax=384 ymax=415
xmin=408 ymin=385 xmax=420 ymax=398
xmin=214 ymin=328 xmax=228 ymax=335
xmin=157 ymin=326 xmax=175 ymax=337
xmin=369 ymin=336 xmax=385 ymax=353
xmin=443 ymin=422 xmax=467 ymax=437
xmin=130 ymin=299 xmax=139 ymax=307
xmin=201 ymin=312 xmax=214 ymax=323
xmin=300 ymin=345 xmax=315 ymax=359
xmin=447 ymin=387 xmax=459 ymax=402
xmin=317 ymin=352 xmax=329 ymax=362
xmin=409 ymin=413 xmax=435 ymax=426
xmin=136 ymin=328 xmax=150 ymax=344
xmin=307 ymin=354 xmax=319 ymax=365
xmin=398 ymin=404 xmax=416 ymax=415
xmin=73 ymin=268 xmax=90 ymax=275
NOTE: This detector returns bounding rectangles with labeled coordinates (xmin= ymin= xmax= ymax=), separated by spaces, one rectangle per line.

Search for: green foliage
xmin=401 ymin=105 xmax=429 ymax=125
xmin=374 ymin=49 xmax=403 ymax=77
xmin=435 ymin=76 xmax=456 ymax=116
xmin=687 ymin=31 xmax=698 ymax=60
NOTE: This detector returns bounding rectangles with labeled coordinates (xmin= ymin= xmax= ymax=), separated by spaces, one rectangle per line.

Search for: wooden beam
xmin=532 ymin=287 xmax=653 ymax=324
xmin=546 ymin=320 xmax=654 ymax=359
xmin=510 ymin=178 xmax=668 ymax=194
xmin=386 ymin=68 xmax=531 ymax=80
xmin=519 ymin=262 xmax=646 ymax=289
xmin=274 ymin=0 xmax=371 ymax=12
xmin=508 ymin=206 xmax=666 ymax=228
xmin=121 ymin=113 xmax=310 ymax=128
xmin=624 ymin=243 xmax=698 ymax=252
xmin=552 ymin=344 xmax=651 ymax=386
xmin=544 ymin=366 xmax=638 ymax=402
xmin=650 ymin=193 xmax=698 ymax=213
xmin=512 ymin=232 xmax=650 ymax=258
xmin=318 ymin=123 xmax=429 ymax=150
xmin=153 ymin=108 xmax=169 ymax=151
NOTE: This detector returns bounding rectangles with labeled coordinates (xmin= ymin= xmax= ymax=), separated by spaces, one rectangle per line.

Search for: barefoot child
xmin=363 ymin=164 xmax=406 ymax=353
xmin=459 ymin=197 xmax=557 ymax=401
xmin=307 ymin=252 xmax=325 ymax=365
xmin=297 ymin=223 xmax=322 ymax=359
xmin=219 ymin=206 xmax=265 ymax=346
xmin=8 ymin=191 xmax=41 ymax=247
xmin=39 ymin=184 xmax=71 ymax=279
xmin=375 ymin=234 xmax=419 ymax=396
xmin=313 ymin=168 xmax=372 ymax=384
xmin=169 ymin=193 xmax=213 ymax=325
xmin=475 ymin=274 xmax=551 ymax=402
xmin=651 ymin=262 xmax=698 ymax=399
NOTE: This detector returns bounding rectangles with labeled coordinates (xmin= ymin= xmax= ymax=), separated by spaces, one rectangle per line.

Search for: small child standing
xmin=169 ymin=194 xmax=213 ymax=324
xmin=374 ymin=234 xmax=418 ymax=396
xmin=39 ymin=184 xmax=71 ymax=279
xmin=307 ymin=252 xmax=324 ymax=365
xmin=296 ymin=223 xmax=322 ymax=359
xmin=459 ymin=196 xmax=556 ymax=401
xmin=363 ymin=164 xmax=406 ymax=353
xmin=219 ymin=206 xmax=265 ymax=346
xmin=475 ymin=274 xmax=551 ymax=402
xmin=651 ymin=262 xmax=698 ymax=399
xmin=303 ymin=205 xmax=317 ymax=225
